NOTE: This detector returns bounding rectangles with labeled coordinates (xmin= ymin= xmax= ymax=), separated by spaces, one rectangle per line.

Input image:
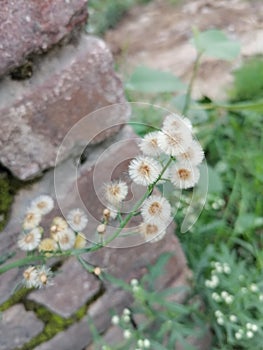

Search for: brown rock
xmin=28 ymin=258 xmax=101 ymax=318
xmin=0 ymin=304 xmax=44 ymax=350
xmin=0 ymin=34 xmax=130 ymax=180
xmin=0 ymin=0 xmax=88 ymax=77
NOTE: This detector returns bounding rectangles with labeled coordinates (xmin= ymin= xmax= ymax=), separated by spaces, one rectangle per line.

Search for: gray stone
xmin=0 ymin=34 xmax=129 ymax=180
xmin=0 ymin=0 xmax=88 ymax=77
xmin=28 ymin=258 xmax=101 ymax=318
xmin=0 ymin=304 xmax=44 ymax=350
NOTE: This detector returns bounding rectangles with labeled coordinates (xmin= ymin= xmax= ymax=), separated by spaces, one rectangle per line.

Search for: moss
xmin=0 ymin=173 xmax=13 ymax=231
xmin=16 ymin=283 xmax=105 ymax=350
xmin=0 ymin=287 xmax=29 ymax=312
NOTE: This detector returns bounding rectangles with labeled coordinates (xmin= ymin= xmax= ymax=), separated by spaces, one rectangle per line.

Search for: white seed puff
xmin=141 ymin=195 xmax=171 ymax=226
xmin=169 ymin=163 xmax=200 ymax=189
xmin=129 ymin=156 xmax=161 ymax=186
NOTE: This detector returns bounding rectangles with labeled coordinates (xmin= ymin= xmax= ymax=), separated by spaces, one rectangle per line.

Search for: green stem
xmin=0 ymin=255 xmax=46 ymax=274
xmin=0 ymin=158 xmax=175 ymax=274
xmin=182 ymin=51 xmax=202 ymax=115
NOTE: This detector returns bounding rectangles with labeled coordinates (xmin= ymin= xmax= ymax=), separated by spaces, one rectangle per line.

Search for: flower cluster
xmin=101 ymin=114 xmax=204 ymax=242
xmin=110 ymin=306 xmax=151 ymax=350
xmin=18 ymin=195 xmax=88 ymax=288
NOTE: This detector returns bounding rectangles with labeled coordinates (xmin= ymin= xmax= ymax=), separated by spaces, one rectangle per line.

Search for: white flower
xmin=250 ymin=284 xmax=258 ymax=292
xmin=123 ymin=330 xmax=131 ymax=339
xmin=130 ymin=278 xmax=139 ymax=287
xmin=56 ymin=228 xmax=76 ymax=250
xmin=23 ymin=209 xmax=42 ymax=230
xmin=141 ymin=195 xmax=171 ymax=226
xmin=251 ymin=324 xmax=258 ymax=332
xmin=217 ymin=317 xmax=224 ymax=325
xmin=176 ymin=140 xmax=204 ymax=166
xmin=18 ymin=227 xmax=42 ymax=251
xmin=67 ymin=208 xmax=88 ymax=231
xmin=139 ymin=221 xmax=167 ymax=242
xmin=246 ymin=331 xmax=254 ymax=339
xmin=225 ymin=295 xmax=233 ymax=304
xmin=260 ymin=294 xmax=263 ymax=301
xmin=143 ymin=339 xmax=151 ymax=348
xmin=230 ymin=315 xmax=237 ymax=322
xmin=139 ymin=131 xmax=162 ymax=157
xmin=212 ymin=292 xmax=221 ymax=302
xmin=30 ymin=195 xmax=54 ymax=215
xmin=111 ymin=315 xmax=120 ymax=325
xmin=169 ymin=163 xmax=200 ymax=189
xmin=123 ymin=308 xmax=131 ymax=316
xmin=137 ymin=340 xmax=144 ymax=347
xmin=128 ymin=156 xmax=161 ymax=186
xmin=215 ymin=310 xmax=222 ymax=318
xmin=35 ymin=265 xmax=53 ymax=288
xmin=235 ymin=332 xmax=242 ymax=340
xmin=223 ymin=263 xmax=231 ymax=274
xmin=157 ymin=129 xmax=192 ymax=157
xmin=104 ymin=181 xmax=128 ymax=206
xmin=123 ymin=315 xmax=130 ymax=323
xmin=23 ymin=266 xmax=38 ymax=288
xmin=162 ymin=114 xmax=192 ymax=132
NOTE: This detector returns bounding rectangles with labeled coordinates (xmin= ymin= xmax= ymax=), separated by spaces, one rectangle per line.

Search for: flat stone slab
xmin=0 ymin=0 xmax=88 ymax=77
xmin=0 ymin=304 xmax=44 ymax=350
xmin=0 ymin=34 xmax=129 ymax=180
xmin=28 ymin=258 xmax=101 ymax=318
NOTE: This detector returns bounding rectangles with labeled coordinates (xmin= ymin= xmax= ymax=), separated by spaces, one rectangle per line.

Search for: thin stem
xmin=182 ymin=51 xmax=202 ymax=115
xmin=0 ymin=255 xmax=46 ymax=274
xmin=0 ymin=158 xmax=175 ymax=274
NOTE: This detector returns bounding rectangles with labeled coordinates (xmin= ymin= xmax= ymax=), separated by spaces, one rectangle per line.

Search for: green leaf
xmin=193 ymin=29 xmax=240 ymax=61
xmin=126 ymin=66 xmax=186 ymax=93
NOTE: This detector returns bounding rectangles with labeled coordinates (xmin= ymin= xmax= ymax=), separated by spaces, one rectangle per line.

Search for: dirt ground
xmin=105 ymin=0 xmax=263 ymax=100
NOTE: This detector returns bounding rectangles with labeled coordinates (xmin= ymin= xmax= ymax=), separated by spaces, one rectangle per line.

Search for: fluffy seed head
xmin=177 ymin=139 xmax=204 ymax=166
xmin=18 ymin=227 xmax=42 ymax=251
xmin=162 ymin=114 xmax=193 ymax=132
xmin=128 ymin=156 xmax=161 ymax=186
xmin=67 ymin=208 xmax=88 ymax=231
xmin=23 ymin=210 xmax=42 ymax=230
xmin=141 ymin=195 xmax=171 ymax=225
xmin=157 ymin=129 xmax=193 ymax=157
xmin=139 ymin=131 xmax=162 ymax=157
xmin=169 ymin=163 xmax=200 ymax=189
xmin=104 ymin=181 xmax=128 ymax=205
xmin=30 ymin=195 xmax=54 ymax=215
xmin=139 ymin=221 xmax=166 ymax=242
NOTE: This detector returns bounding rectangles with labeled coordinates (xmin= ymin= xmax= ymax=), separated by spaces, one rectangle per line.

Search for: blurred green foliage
xmin=229 ymin=56 xmax=263 ymax=101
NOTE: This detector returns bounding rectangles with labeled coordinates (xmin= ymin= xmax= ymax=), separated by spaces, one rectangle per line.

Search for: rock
xmin=0 ymin=0 xmax=88 ymax=77
xmin=0 ymin=34 xmax=130 ymax=180
xmin=28 ymin=258 xmax=102 ymax=318
xmin=0 ymin=304 xmax=44 ymax=350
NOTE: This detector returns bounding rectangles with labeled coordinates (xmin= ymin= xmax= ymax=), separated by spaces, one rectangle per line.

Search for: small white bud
xmin=235 ymin=332 xmax=242 ymax=340
xmin=143 ymin=339 xmax=151 ymax=348
xmin=251 ymin=324 xmax=258 ymax=332
xmin=250 ymin=284 xmax=258 ymax=292
xmin=230 ymin=315 xmax=237 ymax=322
xmin=217 ymin=317 xmax=224 ymax=325
xmin=130 ymin=278 xmax=139 ymax=286
xmin=246 ymin=331 xmax=254 ymax=339
xmin=123 ymin=330 xmax=132 ymax=339
xmin=123 ymin=308 xmax=131 ymax=316
xmin=111 ymin=315 xmax=119 ymax=325
xmin=123 ymin=315 xmax=130 ymax=323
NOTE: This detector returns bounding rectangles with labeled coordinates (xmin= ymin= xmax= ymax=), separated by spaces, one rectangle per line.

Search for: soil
xmin=105 ymin=0 xmax=263 ymax=100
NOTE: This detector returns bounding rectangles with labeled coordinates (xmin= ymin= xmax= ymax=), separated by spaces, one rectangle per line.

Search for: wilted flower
xmin=56 ymin=228 xmax=76 ymax=250
xmin=35 ymin=265 xmax=53 ymax=288
xmin=38 ymin=238 xmax=58 ymax=255
xmin=139 ymin=221 xmax=166 ymax=242
xmin=23 ymin=266 xmax=38 ymax=288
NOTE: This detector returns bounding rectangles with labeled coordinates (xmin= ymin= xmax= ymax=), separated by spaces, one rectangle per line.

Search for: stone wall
xmin=0 ymin=1 xmax=206 ymax=349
